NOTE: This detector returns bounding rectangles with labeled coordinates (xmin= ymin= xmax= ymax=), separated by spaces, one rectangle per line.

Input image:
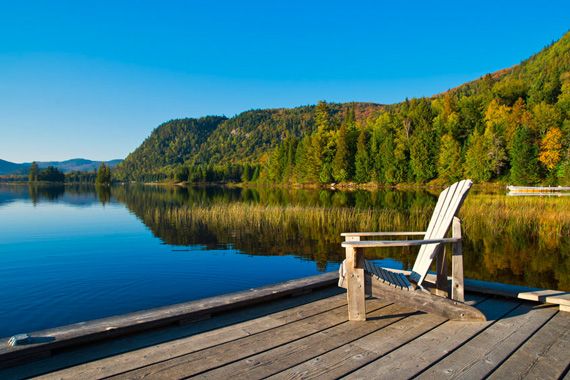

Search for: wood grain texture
xmin=412 ymin=180 xmax=472 ymax=285
xmin=195 ymin=303 xmax=416 ymax=379
xmin=488 ymin=311 xmax=570 ymax=380
xmin=32 ymin=293 xmax=348 ymax=380
xmin=369 ymin=274 xmax=486 ymax=321
xmin=344 ymin=297 xmax=519 ymax=380
xmin=268 ymin=312 xmax=447 ymax=380
xmin=415 ymin=303 xmax=558 ymax=379
xmin=0 ymin=272 xmax=338 ymax=369
xmin=341 ymin=232 xmax=426 ymax=237
xmin=435 ymin=245 xmax=448 ymax=297
xmin=451 ymin=217 xmax=464 ymax=302
xmin=346 ymin=246 xmax=366 ymax=321
xmin=106 ymin=299 xmax=389 ymax=380
xmin=341 ymin=238 xmax=460 ymax=248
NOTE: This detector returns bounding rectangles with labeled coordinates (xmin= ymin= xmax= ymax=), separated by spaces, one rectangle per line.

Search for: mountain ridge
xmin=0 ymin=158 xmax=123 ymax=175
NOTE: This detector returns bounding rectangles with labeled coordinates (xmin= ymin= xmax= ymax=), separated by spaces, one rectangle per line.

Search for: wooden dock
xmin=1 ymin=273 xmax=569 ymax=379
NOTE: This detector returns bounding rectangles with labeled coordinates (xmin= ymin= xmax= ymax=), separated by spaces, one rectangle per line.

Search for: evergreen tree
xmin=315 ymin=101 xmax=332 ymax=132
xmin=266 ymin=145 xmax=285 ymax=182
xmin=96 ymin=163 xmax=112 ymax=185
xmin=510 ymin=126 xmax=539 ymax=184
xmin=37 ymin=166 xmax=65 ymax=182
xmin=282 ymin=136 xmax=298 ymax=183
xmin=408 ymin=99 xmax=436 ymax=182
xmin=437 ymin=134 xmax=463 ymax=183
xmin=28 ymin=162 xmax=39 ymax=182
xmin=332 ymin=121 xmax=350 ymax=182
xmin=464 ymin=130 xmax=492 ymax=182
xmin=306 ymin=133 xmax=324 ymax=183
xmin=293 ymin=135 xmax=310 ymax=182
xmin=354 ymin=127 xmax=370 ymax=183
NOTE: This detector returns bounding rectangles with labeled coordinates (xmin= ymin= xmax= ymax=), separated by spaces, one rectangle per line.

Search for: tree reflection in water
xmin=2 ymin=183 xmax=569 ymax=290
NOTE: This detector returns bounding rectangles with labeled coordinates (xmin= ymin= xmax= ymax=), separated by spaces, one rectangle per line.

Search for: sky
xmin=1 ymin=1 xmax=569 ymax=162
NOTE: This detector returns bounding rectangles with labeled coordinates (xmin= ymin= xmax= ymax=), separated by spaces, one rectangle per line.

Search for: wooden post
xmin=451 ymin=217 xmax=465 ymax=302
xmin=345 ymin=236 xmax=366 ymax=321
xmin=435 ymin=245 xmax=449 ymax=297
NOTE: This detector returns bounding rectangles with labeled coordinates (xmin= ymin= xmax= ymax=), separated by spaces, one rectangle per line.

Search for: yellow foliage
xmin=539 ymin=127 xmax=563 ymax=170
xmin=484 ymin=99 xmax=511 ymax=133
xmin=506 ymin=98 xmax=532 ymax=144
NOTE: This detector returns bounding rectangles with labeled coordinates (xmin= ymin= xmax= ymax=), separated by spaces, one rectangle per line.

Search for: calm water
xmin=0 ymin=184 xmax=568 ymax=337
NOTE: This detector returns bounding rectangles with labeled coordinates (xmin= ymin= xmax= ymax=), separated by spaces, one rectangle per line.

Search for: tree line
xmin=25 ymin=162 xmax=113 ymax=184
xmin=126 ymin=31 xmax=570 ymax=186
xmin=261 ymin=92 xmax=570 ymax=186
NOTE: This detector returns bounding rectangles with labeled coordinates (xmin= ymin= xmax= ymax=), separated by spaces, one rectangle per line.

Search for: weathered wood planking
xmin=8 ymin=292 xmax=570 ymax=380
xmin=341 ymin=231 xmax=426 ymax=237
xmin=345 ymin=245 xmax=366 ymax=321
xmin=412 ymin=179 xmax=471 ymax=285
xmin=272 ymin=306 xmax=492 ymax=379
xmin=107 ymin=299 xmax=391 ymax=379
xmin=30 ymin=292 xmax=347 ymax=380
xmin=195 ymin=303 xmax=418 ymax=379
xmin=368 ymin=275 xmax=486 ymax=321
xmin=415 ymin=303 xmax=559 ymax=379
xmin=488 ymin=311 xmax=570 ymax=380
xmin=374 ymin=267 xmax=570 ymax=310
xmin=343 ymin=297 xmax=516 ymax=380
xmin=269 ymin=294 xmax=486 ymax=380
xmin=451 ymin=216 xmax=464 ymax=302
xmin=268 ymin=312 xmax=445 ymax=380
xmin=0 ymin=272 xmax=338 ymax=369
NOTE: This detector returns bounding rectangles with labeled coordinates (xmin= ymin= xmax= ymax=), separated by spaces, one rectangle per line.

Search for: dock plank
xmin=344 ymin=297 xmax=519 ymax=380
xmin=0 ymin=272 xmax=339 ymax=369
xmin=489 ymin=311 xmax=570 ymax=380
xmin=194 ymin=303 xmax=420 ymax=379
xmin=268 ymin=312 xmax=445 ymax=380
xmin=270 ymin=295 xmax=486 ymax=380
xmin=108 ymin=299 xmax=391 ymax=379
xmin=34 ymin=293 xmax=348 ymax=380
xmin=415 ymin=302 xmax=558 ymax=379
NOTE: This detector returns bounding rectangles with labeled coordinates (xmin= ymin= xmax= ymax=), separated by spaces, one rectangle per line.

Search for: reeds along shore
xmin=109 ymin=185 xmax=570 ymax=291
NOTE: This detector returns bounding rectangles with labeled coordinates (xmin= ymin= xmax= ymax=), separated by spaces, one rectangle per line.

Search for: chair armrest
xmin=341 ymin=237 xmax=461 ymax=248
xmin=341 ymin=232 xmax=426 ymax=237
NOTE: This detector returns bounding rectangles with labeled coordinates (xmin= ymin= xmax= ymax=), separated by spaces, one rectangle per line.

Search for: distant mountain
xmin=0 ymin=160 xmax=28 ymax=175
xmin=0 ymin=158 xmax=123 ymax=175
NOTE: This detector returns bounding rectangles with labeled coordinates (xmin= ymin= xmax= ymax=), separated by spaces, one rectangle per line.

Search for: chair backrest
xmin=409 ymin=179 xmax=473 ymax=285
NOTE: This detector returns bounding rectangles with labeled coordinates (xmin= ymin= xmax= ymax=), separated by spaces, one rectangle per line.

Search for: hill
xmin=113 ymin=116 xmax=227 ymax=181
xmin=117 ymin=30 xmax=570 ymax=185
xmin=0 ymin=159 xmax=123 ymax=175
xmin=0 ymin=159 xmax=28 ymax=175
xmin=114 ymin=104 xmax=382 ymax=181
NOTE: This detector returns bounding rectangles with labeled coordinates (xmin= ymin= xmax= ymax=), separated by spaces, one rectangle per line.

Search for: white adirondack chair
xmin=339 ymin=180 xmax=486 ymax=321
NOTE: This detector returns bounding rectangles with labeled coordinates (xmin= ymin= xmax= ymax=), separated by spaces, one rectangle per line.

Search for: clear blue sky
xmin=1 ymin=1 xmax=569 ymax=162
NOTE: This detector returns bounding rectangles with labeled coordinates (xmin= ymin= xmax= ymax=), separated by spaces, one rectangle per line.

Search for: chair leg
xmin=452 ymin=217 xmax=465 ymax=302
xmin=345 ymin=245 xmax=366 ymax=321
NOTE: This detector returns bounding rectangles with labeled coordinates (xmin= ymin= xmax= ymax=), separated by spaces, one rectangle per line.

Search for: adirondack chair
xmin=338 ymin=180 xmax=486 ymax=321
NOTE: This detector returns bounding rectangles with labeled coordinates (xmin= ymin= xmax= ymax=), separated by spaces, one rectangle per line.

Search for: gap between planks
xmin=30 ymin=292 xmax=348 ymax=380
xmin=105 ymin=300 xmax=393 ymax=380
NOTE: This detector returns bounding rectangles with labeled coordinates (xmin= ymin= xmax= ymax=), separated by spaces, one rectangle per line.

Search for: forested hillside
xmin=117 ymin=31 xmax=570 ymax=186
xmin=115 ymin=104 xmax=381 ymax=182
xmin=114 ymin=116 xmax=227 ymax=181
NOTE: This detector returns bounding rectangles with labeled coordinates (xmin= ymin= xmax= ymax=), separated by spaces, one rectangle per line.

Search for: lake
xmin=0 ymin=183 xmax=569 ymax=337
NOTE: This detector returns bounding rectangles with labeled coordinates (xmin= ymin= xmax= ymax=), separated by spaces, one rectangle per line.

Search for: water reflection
xmin=1 ymin=183 xmax=568 ymax=291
